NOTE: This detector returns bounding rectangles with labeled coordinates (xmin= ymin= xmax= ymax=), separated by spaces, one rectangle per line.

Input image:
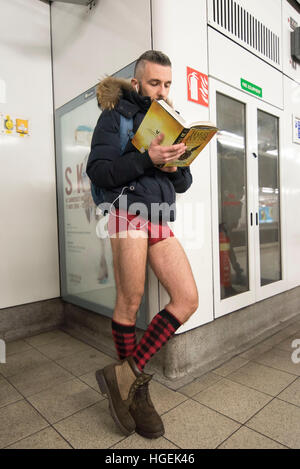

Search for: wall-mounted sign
xmin=187 ymin=67 xmax=209 ymax=107
xmin=4 ymin=114 xmax=14 ymax=133
xmin=16 ymin=119 xmax=29 ymax=136
xmin=293 ymin=115 xmax=300 ymax=145
xmin=241 ymin=78 xmax=263 ymax=98
xmin=0 ymin=113 xmax=30 ymax=136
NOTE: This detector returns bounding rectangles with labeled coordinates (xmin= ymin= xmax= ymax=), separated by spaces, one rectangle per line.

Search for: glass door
xmin=210 ymin=79 xmax=256 ymax=318
xmin=253 ymin=100 xmax=286 ymax=302
xmin=216 ymin=93 xmax=249 ymax=300
xmin=257 ymin=110 xmax=282 ymax=286
xmin=210 ymin=78 xmax=286 ymax=318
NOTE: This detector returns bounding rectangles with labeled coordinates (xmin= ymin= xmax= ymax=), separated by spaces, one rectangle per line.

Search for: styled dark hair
xmin=134 ymin=50 xmax=172 ymax=79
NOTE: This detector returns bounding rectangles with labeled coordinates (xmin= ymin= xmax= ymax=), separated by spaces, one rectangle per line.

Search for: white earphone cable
xmin=108 ymin=186 xmax=148 ymax=230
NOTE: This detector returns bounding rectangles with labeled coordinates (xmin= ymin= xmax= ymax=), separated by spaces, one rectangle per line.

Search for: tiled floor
xmin=1 ymin=316 xmax=300 ymax=449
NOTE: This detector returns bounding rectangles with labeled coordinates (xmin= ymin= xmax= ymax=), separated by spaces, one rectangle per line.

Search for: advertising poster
xmin=60 ymin=99 xmax=115 ymax=304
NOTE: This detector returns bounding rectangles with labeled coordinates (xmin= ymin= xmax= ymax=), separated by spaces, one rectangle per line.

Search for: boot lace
xmin=128 ymin=375 xmax=151 ymax=402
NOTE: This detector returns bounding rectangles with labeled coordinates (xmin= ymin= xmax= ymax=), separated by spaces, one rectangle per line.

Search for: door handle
xmin=252 ymin=152 xmax=258 ymax=158
xmin=256 ymin=212 xmax=259 ymax=226
xmin=250 ymin=212 xmax=253 ymax=226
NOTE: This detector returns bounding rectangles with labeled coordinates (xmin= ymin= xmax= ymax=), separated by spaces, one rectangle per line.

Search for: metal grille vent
xmin=212 ymin=0 xmax=280 ymax=64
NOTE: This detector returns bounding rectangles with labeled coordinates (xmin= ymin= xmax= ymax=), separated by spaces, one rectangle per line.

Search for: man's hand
xmin=148 ymin=133 xmax=186 ymax=166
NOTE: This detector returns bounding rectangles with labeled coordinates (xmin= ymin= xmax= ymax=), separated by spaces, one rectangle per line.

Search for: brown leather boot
xmin=95 ymin=356 xmax=152 ymax=436
xmin=129 ymin=367 xmax=165 ymax=439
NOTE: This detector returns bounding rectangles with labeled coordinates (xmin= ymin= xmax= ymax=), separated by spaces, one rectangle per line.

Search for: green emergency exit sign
xmin=241 ymin=78 xmax=262 ymax=98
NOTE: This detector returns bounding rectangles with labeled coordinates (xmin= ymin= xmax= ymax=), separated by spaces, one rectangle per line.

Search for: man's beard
xmin=137 ymin=82 xmax=165 ymax=102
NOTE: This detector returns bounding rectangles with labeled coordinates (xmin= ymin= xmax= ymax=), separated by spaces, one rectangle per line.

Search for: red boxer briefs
xmin=107 ymin=208 xmax=174 ymax=245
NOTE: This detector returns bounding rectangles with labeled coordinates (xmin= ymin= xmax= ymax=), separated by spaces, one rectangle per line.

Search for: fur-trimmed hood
xmin=96 ymin=77 xmax=133 ymax=110
xmin=96 ymin=76 xmax=172 ymax=110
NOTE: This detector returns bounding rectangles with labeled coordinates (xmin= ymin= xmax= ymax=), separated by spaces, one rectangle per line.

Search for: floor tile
xmin=163 ymin=399 xmax=240 ymax=449
xmin=3 ymin=324 xmax=300 ymax=449
xmin=147 ymin=380 xmax=187 ymax=415
xmin=6 ymin=340 xmax=33 ymax=356
xmin=0 ymin=376 xmax=23 ymax=408
xmin=24 ymin=330 xmax=70 ymax=347
xmin=0 ymin=349 xmax=50 ymax=378
xmin=275 ymin=335 xmax=300 ymax=353
xmin=55 ymin=348 xmax=114 ymax=377
xmin=5 ymin=427 xmax=72 ymax=449
xmin=179 ymin=372 xmax=222 ymax=398
xmin=218 ymin=426 xmax=287 ymax=449
xmin=228 ymin=361 xmax=296 ymax=396
xmin=150 ymin=371 xmax=195 ymax=391
xmin=254 ymin=347 xmax=300 ymax=376
xmin=27 ymin=378 xmax=103 ymax=424
xmin=0 ymin=400 xmax=48 ymax=448
xmin=9 ymin=361 xmax=74 ymax=397
xmin=277 ymin=377 xmax=300 ymax=407
xmin=53 ymin=400 xmax=126 ymax=449
xmin=78 ymin=370 xmax=103 ymax=393
xmin=212 ymin=356 xmax=249 ymax=377
xmin=193 ymin=378 xmax=272 ymax=424
xmin=112 ymin=434 xmax=178 ymax=449
xmin=246 ymin=398 xmax=300 ymax=448
xmin=34 ymin=335 xmax=93 ymax=361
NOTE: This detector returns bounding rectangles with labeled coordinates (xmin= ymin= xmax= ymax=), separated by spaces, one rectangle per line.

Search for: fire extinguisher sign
xmin=187 ymin=67 xmax=209 ymax=107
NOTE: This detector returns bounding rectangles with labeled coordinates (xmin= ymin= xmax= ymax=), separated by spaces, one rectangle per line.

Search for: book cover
xmin=169 ymin=126 xmax=217 ymax=167
xmin=131 ymin=100 xmax=183 ymax=152
xmin=131 ymin=100 xmax=217 ymax=167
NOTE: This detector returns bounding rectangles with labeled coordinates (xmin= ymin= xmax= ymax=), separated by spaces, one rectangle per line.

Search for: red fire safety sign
xmin=187 ymin=67 xmax=209 ymax=107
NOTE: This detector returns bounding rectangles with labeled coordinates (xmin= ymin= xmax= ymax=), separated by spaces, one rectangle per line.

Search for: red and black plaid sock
xmin=132 ymin=308 xmax=182 ymax=371
xmin=112 ymin=320 xmax=137 ymax=360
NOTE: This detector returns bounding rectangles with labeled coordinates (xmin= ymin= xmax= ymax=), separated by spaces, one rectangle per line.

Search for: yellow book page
xmin=164 ymin=127 xmax=218 ymax=167
xmin=132 ymin=100 xmax=183 ymax=152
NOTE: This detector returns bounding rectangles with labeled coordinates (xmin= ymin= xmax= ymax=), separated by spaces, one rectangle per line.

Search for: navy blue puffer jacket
xmin=86 ymin=77 xmax=192 ymax=222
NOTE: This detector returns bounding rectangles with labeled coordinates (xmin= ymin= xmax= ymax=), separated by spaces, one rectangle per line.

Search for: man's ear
xmin=131 ymin=78 xmax=139 ymax=92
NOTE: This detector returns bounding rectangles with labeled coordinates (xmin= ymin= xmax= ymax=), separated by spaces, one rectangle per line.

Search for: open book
xmin=131 ymin=99 xmax=218 ymax=167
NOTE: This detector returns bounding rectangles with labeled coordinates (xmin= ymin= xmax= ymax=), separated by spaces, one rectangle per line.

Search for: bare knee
xmin=167 ymin=291 xmax=199 ymax=324
xmin=115 ymin=291 xmax=144 ymax=323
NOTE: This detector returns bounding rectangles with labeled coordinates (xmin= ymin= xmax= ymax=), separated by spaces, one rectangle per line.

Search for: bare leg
xmin=148 ymin=237 xmax=199 ymax=323
xmin=110 ymin=231 xmax=148 ymax=325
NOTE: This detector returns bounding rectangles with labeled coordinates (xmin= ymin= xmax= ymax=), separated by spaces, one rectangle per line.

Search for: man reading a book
xmin=87 ymin=50 xmax=198 ymax=439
